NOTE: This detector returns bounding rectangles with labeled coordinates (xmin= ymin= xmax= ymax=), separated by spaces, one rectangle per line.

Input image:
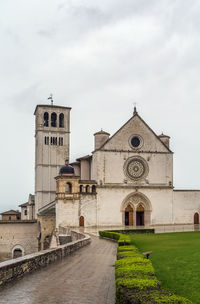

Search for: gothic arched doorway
xmin=194 ymin=213 xmax=199 ymax=224
xmin=125 ymin=205 xmax=133 ymax=226
xmin=136 ymin=204 xmax=144 ymax=226
xmin=79 ymin=216 xmax=84 ymax=227
xmin=121 ymin=192 xmax=152 ymax=227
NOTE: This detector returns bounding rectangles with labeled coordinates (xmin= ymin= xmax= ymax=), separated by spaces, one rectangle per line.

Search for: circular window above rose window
xmin=129 ymin=135 xmax=143 ymax=150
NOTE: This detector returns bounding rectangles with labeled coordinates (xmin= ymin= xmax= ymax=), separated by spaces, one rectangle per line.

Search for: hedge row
xmin=111 ymin=229 xmax=155 ymax=234
xmin=99 ymin=231 xmax=192 ymax=304
xmin=99 ymin=230 xmax=131 ymax=246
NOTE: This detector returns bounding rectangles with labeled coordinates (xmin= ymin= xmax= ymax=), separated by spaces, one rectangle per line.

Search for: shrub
xmin=99 ymin=230 xmax=131 ymax=246
xmin=111 ymin=229 xmax=155 ymax=234
xmin=117 ymin=289 xmax=192 ymax=304
xmin=117 ymin=248 xmax=139 ymax=258
xmin=116 ymin=256 xmax=151 ymax=267
xmin=99 ymin=231 xmax=120 ymax=241
xmin=118 ymin=246 xmax=136 ymax=252
xmin=115 ymin=263 xmax=155 ymax=278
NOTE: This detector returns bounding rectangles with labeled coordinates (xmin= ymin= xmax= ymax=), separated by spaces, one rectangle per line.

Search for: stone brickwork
xmin=0 ymin=232 xmax=90 ymax=287
xmin=0 ymin=221 xmax=38 ymax=261
xmin=38 ymin=214 xmax=56 ymax=250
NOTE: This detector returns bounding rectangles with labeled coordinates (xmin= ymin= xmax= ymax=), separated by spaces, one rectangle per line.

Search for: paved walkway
xmin=0 ymin=236 xmax=117 ymax=304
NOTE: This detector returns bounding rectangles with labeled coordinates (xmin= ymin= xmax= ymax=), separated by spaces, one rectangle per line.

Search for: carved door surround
xmin=121 ymin=192 xmax=151 ymax=226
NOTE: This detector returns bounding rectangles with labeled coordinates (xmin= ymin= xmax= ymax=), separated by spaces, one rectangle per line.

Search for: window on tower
xmin=53 ymin=137 xmax=57 ymax=145
xmin=50 ymin=137 xmax=58 ymax=145
xmin=66 ymin=182 xmax=72 ymax=193
xmin=44 ymin=112 xmax=49 ymax=127
xmin=44 ymin=136 xmax=49 ymax=145
xmin=59 ymin=137 xmax=63 ymax=146
xmin=51 ymin=112 xmax=57 ymax=127
xmin=59 ymin=113 xmax=64 ymax=128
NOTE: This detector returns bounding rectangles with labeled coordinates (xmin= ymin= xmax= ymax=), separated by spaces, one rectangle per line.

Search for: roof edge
xmin=93 ymin=112 xmax=173 ymax=153
xmin=34 ymin=104 xmax=71 ymax=115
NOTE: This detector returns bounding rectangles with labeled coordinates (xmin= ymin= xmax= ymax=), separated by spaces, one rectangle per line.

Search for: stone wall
xmin=0 ymin=221 xmax=38 ymax=261
xmin=173 ymin=190 xmax=200 ymax=224
xmin=38 ymin=214 xmax=56 ymax=250
xmin=0 ymin=232 xmax=91 ymax=287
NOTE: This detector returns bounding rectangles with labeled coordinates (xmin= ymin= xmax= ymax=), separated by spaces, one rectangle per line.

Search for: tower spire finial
xmin=133 ymin=102 xmax=137 ymax=115
xmin=48 ymin=93 xmax=53 ymax=106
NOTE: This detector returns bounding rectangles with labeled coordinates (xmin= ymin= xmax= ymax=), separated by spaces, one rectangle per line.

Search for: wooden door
xmin=125 ymin=205 xmax=133 ymax=226
xmin=136 ymin=204 xmax=145 ymax=226
xmin=79 ymin=216 xmax=84 ymax=227
xmin=194 ymin=213 xmax=199 ymax=224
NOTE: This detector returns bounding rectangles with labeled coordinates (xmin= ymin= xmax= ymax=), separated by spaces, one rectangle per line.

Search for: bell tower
xmin=34 ymin=103 xmax=71 ymax=216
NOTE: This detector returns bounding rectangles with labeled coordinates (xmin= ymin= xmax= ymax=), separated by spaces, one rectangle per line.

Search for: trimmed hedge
xmin=99 ymin=230 xmax=130 ymax=246
xmin=99 ymin=230 xmax=192 ymax=304
xmin=111 ymin=229 xmax=155 ymax=234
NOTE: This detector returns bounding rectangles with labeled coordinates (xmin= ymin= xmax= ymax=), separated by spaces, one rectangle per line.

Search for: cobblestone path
xmin=0 ymin=236 xmax=117 ymax=304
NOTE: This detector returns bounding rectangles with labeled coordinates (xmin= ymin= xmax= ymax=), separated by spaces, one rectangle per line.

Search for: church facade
xmin=1 ymin=102 xmax=200 ymax=259
xmin=36 ymin=104 xmax=200 ymax=229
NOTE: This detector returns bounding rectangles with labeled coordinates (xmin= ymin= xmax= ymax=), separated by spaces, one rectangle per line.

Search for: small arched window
xmin=44 ymin=112 xmax=49 ymax=127
xmin=51 ymin=112 xmax=57 ymax=127
xmin=66 ymin=182 xmax=72 ymax=193
xmin=86 ymin=185 xmax=90 ymax=193
xmin=59 ymin=113 xmax=64 ymax=128
xmin=80 ymin=185 xmax=83 ymax=193
xmin=92 ymin=185 xmax=96 ymax=194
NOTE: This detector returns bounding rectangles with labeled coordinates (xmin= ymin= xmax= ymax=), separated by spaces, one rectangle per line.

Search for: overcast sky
xmin=1 ymin=0 xmax=200 ymax=212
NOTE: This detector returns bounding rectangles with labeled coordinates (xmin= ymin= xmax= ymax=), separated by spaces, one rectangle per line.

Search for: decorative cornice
xmin=97 ymin=185 xmax=173 ymax=190
xmin=174 ymin=189 xmax=200 ymax=192
xmin=92 ymin=149 xmax=173 ymax=154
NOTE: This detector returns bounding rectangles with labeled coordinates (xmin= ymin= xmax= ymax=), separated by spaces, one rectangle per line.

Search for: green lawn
xmin=131 ymin=231 xmax=200 ymax=304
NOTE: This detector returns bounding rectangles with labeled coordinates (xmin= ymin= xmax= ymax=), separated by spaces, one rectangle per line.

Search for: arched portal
xmin=194 ymin=212 xmax=199 ymax=224
xmin=12 ymin=245 xmax=24 ymax=259
xmin=79 ymin=216 xmax=84 ymax=227
xmin=13 ymin=249 xmax=22 ymax=258
xmin=121 ymin=192 xmax=152 ymax=227
xmin=136 ymin=204 xmax=145 ymax=226
xmin=125 ymin=205 xmax=133 ymax=226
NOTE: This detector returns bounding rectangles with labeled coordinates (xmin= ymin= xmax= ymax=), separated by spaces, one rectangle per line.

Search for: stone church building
xmin=36 ymin=104 xmax=200 ymax=229
xmin=1 ymin=102 xmax=200 ymax=259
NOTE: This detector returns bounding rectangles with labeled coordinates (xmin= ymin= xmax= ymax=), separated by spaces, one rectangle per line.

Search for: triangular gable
xmin=97 ymin=112 xmax=172 ymax=153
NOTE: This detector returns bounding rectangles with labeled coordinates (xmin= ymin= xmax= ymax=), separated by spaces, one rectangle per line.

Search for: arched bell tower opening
xmin=121 ymin=192 xmax=151 ymax=227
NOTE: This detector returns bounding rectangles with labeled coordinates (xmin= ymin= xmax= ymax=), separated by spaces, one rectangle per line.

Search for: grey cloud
xmin=1 ymin=0 xmax=200 ymax=212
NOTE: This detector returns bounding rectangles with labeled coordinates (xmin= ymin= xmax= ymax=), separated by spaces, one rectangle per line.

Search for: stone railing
xmin=0 ymin=232 xmax=90 ymax=287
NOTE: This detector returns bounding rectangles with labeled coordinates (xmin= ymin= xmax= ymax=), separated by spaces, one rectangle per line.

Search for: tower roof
xmin=59 ymin=164 xmax=75 ymax=175
xmin=94 ymin=130 xmax=110 ymax=136
xmin=34 ymin=104 xmax=71 ymax=115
